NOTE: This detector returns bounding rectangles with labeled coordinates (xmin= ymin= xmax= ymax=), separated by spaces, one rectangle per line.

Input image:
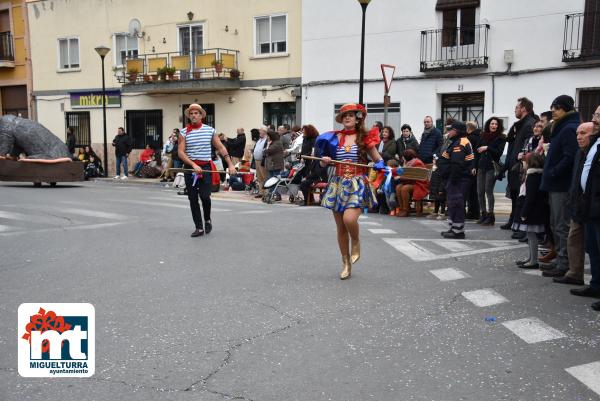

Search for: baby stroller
xmin=262 ymin=162 xmax=304 ymax=204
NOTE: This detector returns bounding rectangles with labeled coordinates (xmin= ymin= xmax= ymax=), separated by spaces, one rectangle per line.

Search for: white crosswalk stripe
xmin=461 ymin=288 xmax=508 ymax=307
xmin=502 ymin=317 xmax=566 ymax=344
xmin=106 ymin=199 xmax=231 ymax=212
xmin=566 ymin=361 xmax=600 ymax=397
xmin=382 ymin=238 xmax=527 ymax=262
xmin=368 ymin=228 xmax=397 ymax=234
xmin=430 ymin=268 xmax=470 ymax=281
xmin=360 ymin=222 xmax=382 ymax=226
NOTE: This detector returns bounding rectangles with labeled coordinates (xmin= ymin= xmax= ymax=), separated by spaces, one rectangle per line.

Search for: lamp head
xmin=95 ymin=45 xmax=110 ymax=58
xmin=357 ymin=0 xmax=372 ymax=4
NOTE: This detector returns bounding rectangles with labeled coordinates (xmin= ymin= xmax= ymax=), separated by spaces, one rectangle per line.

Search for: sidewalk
xmin=96 ymin=177 xmax=513 ymax=214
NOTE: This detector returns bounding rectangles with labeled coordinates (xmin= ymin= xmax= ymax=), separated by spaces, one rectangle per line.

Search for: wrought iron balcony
xmin=420 ymin=24 xmax=489 ymax=72
xmin=118 ymin=48 xmax=243 ymax=92
xmin=563 ymin=12 xmax=600 ymax=62
xmin=0 ymin=32 xmax=15 ymax=65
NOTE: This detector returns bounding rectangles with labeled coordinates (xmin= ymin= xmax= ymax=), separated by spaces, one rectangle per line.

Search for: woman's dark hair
xmin=526 ymin=152 xmax=544 ymax=169
xmin=67 ymin=127 xmax=74 ymax=135
xmin=250 ymin=128 xmax=260 ymax=141
xmin=382 ymin=126 xmax=395 ymax=140
xmin=291 ymin=125 xmax=301 ymax=133
xmin=400 ymin=124 xmax=412 ymax=132
xmin=374 ymin=121 xmax=384 ymax=132
xmin=267 ymin=130 xmax=279 ymax=141
xmin=403 ymin=149 xmax=417 ymax=161
xmin=483 ymin=117 xmax=505 ymax=135
xmin=302 ymin=124 xmax=319 ymax=138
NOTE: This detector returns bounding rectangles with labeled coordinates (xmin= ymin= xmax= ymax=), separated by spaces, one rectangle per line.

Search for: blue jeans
xmin=116 ymin=155 xmax=128 ymax=176
xmin=585 ymin=223 xmax=600 ymax=290
xmin=173 ymin=159 xmax=183 ymax=169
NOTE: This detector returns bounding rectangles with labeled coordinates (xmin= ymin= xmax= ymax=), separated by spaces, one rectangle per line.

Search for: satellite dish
xmin=128 ymin=18 xmax=144 ymax=38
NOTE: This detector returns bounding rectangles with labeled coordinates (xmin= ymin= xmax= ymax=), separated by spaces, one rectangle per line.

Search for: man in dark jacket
xmin=418 ymin=116 xmax=443 ymax=165
xmin=438 ymin=121 xmax=475 ymax=239
xmin=111 ymin=127 xmax=132 ymax=179
xmin=553 ymin=122 xmax=595 ymax=285
xmin=227 ymin=128 xmax=247 ymax=164
xmin=540 ymin=95 xmax=580 ymax=278
xmin=465 ymin=121 xmax=481 ymax=220
xmin=500 ymin=97 xmax=535 ymax=230
xmin=570 ymin=105 xmax=600 ymax=311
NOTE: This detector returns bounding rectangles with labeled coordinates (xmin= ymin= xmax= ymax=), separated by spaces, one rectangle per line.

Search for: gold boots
xmin=340 ymin=254 xmax=352 ymax=280
xmin=351 ymin=238 xmax=360 ymax=264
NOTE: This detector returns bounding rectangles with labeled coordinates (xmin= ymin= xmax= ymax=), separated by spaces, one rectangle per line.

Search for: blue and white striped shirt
xmin=336 ymin=144 xmax=358 ymax=163
xmin=181 ymin=124 xmax=215 ymax=161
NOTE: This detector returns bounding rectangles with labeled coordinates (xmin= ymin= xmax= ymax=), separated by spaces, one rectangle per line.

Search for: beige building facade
xmin=0 ymin=0 xmax=32 ymax=118
xmin=27 ymin=0 xmax=301 ymax=174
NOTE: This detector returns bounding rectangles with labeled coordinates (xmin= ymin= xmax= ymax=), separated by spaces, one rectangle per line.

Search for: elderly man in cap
xmin=437 ymin=121 xmax=475 ymax=239
xmin=540 ymin=95 xmax=580 ymax=278
xmin=178 ymin=104 xmax=236 ymax=237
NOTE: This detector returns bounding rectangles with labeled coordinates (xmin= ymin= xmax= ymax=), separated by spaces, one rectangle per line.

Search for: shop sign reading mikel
xmin=70 ymin=91 xmax=121 ymax=109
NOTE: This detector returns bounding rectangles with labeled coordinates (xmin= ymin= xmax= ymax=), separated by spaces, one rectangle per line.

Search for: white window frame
xmin=112 ymin=33 xmax=139 ymax=67
xmin=176 ymin=23 xmax=205 ymax=55
xmin=57 ymin=37 xmax=80 ymax=71
xmin=253 ymin=13 xmax=288 ymax=57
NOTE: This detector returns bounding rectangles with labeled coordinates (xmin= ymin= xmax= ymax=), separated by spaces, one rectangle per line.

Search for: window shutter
xmin=581 ymin=0 xmax=600 ymax=57
xmin=436 ymin=0 xmax=480 ymax=11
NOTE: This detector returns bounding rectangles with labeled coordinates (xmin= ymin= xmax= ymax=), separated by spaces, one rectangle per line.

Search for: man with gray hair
xmin=252 ymin=126 xmax=269 ymax=198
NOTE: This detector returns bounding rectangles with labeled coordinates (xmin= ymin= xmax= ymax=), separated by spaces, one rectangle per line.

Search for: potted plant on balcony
xmin=143 ymin=74 xmax=152 ymax=82
xmin=157 ymin=67 xmax=167 ymax=81
xmin=127 ymin=68 xmax=139 ymax=83
xmin=165 ymin=66 xmax=176 ymax=80
xmin=229 ymin=68 xmax=240 ymax=79
xmin=211 ymin=58 xmax=224 ymax=74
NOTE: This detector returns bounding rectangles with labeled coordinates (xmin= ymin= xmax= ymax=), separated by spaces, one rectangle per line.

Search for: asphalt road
xmin=0 ymin=181 xmax=599 ymax=401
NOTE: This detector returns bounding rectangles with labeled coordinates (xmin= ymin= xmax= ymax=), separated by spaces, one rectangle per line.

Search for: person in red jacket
xmin=393 ymin=149 xmax=429 ymax=217
xmin=132 ymin=144 xmax=155 ymax=177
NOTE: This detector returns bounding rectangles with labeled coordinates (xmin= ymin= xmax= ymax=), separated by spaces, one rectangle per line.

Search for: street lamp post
xmin=357 ymin=0 xmax=372 ymax=105
xmin=94 ymin=45 xmax=110 ymax=177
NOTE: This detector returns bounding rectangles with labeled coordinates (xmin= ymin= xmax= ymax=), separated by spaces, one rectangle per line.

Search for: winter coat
xmin=112 ymin=133 xmax=132 ymax=157
xmin=568 ymin=148 xmax=587 ymax=224
xmin=379 ymin=140 xmax=397 ymax=162
xmin=477 ymin=133 xmax=507 ymax=172
xmin=540 ymin=111 xmax=580 ymax=193
xmin=418 ymin=127 xmax=443 ymax=164
xmin=582 ymin=136 xmax=600 ymax=222
xmin=467 ymin=129 xmax=481 ymax=168
xmin=396 ymin=134 xmax=419 ymax=157
xmin=263 ymin=138 xmax=284 ymax=171
xmin=437 ymin=134 xmax=475 ymax=183
xmin=66 ymin=134 xmax=76 ymax=154
xmin=504 ymin=114 xmax=535 ymax=191
xmin=227 ymin=134 xmax=246 ymax=158
xmin=520 ymin=169 xmax=548 ymax=225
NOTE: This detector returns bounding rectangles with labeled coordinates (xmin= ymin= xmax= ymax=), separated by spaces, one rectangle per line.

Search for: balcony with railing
xmin=420 ymin=24 xmax=489 ymax=72
xmin=563 ymin=12 xmax=600 ymax=62
xmin=118 ymin=48 xmax=243 ymax=92
xmin=0 ymin=31 xmax=15 ymax=67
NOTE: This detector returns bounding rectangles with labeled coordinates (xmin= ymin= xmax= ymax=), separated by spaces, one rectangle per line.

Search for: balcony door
xmin=582 ymin=0 xmax=600 ymax=58
xmin=179 ymin=24 xmax=203 ymax=78
xmin=441 ymin=7 xmax=479 ymax=63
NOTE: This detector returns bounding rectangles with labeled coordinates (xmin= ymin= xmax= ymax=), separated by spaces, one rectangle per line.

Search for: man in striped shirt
xmin=178 ymin=104 xmax=236 ymax=238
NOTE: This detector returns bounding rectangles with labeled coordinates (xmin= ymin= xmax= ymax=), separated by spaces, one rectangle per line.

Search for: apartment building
xmin=0 ymin=0 xmax=31 ymax=118
xmin=27 ymin=0 xmax=301 ymax=173
xmin=302 ymin=0 xmax=600 ymax=135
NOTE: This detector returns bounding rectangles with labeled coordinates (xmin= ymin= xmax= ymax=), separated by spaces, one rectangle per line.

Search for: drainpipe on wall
xmin=23 ymin=0 xmax=35 ymax=120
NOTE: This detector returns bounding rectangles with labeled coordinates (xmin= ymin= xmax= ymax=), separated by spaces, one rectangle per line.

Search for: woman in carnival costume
xmin=315 ymin=103 xmax=395 ymax=280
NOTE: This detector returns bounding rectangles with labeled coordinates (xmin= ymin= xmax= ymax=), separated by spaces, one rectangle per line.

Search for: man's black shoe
xmin=591 ymin=301 xmax=600 ymax=311
xmin=500 ymin=222 xmax=512 ymax=230
xmin=519 ymin=236 xmax=528 ymax=243
xmin=518 ymin=263 xmax=539 ymax=270
xmin=542 ymin=268 xmax=567 ymax=278
xmin=553 ymin=276 xmax=584 ymax=286
xmin=515 ymin=259 xmax=529 ymax=266
xmin=539 ymin=263 xmax=556 ymax=271
xmin=191 ymin=229 xmax=204 ymax=238
xmin=205 ymin=221 xmax=212 ymax=234
xmin=178 ymin=190 xmax=188 ymax=196
xmin=441 ymin=231 xmax=465 ymax=239
xmin=570 ymin=286 xmax=600 ymax=298
xmin=511 ymin=231 xmax=526 ymax=239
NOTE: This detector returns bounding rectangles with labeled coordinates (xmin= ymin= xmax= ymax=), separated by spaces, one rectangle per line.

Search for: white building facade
xmin=302 ymin=0 xmax=600 ymax=136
